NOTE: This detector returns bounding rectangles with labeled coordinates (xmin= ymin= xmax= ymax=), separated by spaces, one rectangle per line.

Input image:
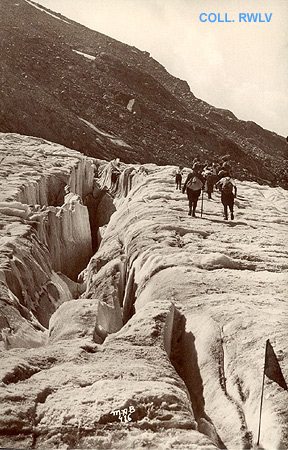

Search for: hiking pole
xmin=200 ymin=189 xmax=204 ymax=218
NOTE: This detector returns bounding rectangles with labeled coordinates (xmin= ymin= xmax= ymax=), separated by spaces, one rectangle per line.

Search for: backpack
xmin=221 ymin=178 xmax=234 ymax=194
xmin=186 ymin=176 xmax=203 ymax=191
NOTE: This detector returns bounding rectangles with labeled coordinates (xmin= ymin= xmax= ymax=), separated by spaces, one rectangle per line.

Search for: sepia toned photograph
xmin=0 ymin=0 xmax=287 ymax=449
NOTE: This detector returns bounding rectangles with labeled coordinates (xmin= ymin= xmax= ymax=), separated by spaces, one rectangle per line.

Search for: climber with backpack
xmin=215 ymin=171 xmax=237 ymax=220
xmin=182 ymin=163 xmax=204 ymax=217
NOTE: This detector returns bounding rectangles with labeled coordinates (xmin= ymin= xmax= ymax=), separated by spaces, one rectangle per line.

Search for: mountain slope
xmin=1 ymin=0 xmax=288 ymax=186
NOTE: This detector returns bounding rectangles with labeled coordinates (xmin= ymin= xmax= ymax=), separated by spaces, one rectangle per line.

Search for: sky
xmin=36 ymin=0 xmax=287 ymax=137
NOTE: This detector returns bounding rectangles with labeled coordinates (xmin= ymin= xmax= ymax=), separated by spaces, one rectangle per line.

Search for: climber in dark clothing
xmin=182 ymin=164 xmax=204 ymax=217
xmin=202 ymin=169 xmax=215 ymax=199
xmin=215 ymin=173 xmax=237 ymax=220
xmin=175 ymin=166 xmax=184 ymax=190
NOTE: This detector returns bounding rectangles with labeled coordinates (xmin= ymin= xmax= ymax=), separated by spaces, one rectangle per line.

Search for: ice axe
xmin=200 ymin=189 xmax=204 ymax=218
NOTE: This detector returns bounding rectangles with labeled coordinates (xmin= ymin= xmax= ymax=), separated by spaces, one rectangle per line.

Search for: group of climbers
xmin=109 ymin=156 xmax=237 ymax=221
xmin=175 ymin=158 xmax=237 ymax=220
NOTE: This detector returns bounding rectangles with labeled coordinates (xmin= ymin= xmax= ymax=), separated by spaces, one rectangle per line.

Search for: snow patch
xmin=79 ymin=117 xmax=115 ymax=138
xmin=127 ymin=99 xmax=135 ymax=112
xmin=110 ymin=138 xmax=132 ymax=149
xmin=269 ymin=217 xmax=288 ymax=224
xmin=78 ymin=117 xmax=132 ymax=149
xmin=145 ymin=193 xmax=173 ymax=201
xmin=72 ymin=50 xmax=96 ymax=61
xmin=199 ymin=253 xmax=243 ymax=270
xmin=24 ymin=0 xmax=71 ymax=24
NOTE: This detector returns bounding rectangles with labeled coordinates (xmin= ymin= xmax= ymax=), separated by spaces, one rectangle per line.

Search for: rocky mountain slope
xmin=0 ymin=133 xmax=287 ymax=450
xmin=1 ymin=0 xmax=288 ymax=187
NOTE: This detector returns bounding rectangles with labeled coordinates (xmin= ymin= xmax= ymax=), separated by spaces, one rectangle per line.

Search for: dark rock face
xmin=1 ymin=0 xmax=288 ymax=186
